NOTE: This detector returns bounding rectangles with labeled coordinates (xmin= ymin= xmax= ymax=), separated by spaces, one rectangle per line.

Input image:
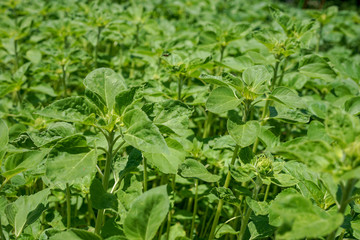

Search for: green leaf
xmin=90 ymin=178 xmax=118 ymax=210
xmin=115 ymin=87 xmax=138 ymax=116
xmin=36 ymin=96 xmax=98 ymax=124
xmin=215 ymin=224 xmax=238 ymax=238
xmin=151 ymin=100 xmax=192 ymax=136
xmin=5 ymin=189 xmax=50 ymax=237
xmin=28 ymin=122 xmax=76 ymax=147
xmin=246 ymin=197 xmax=270 ymax=215
xmin=242 ymin=65 xmax=271 ymax=94
xmin=270 ymin=87 xmax=305 ymax=109
xmin=83 ymin=68 xmax=127 ymax=110
xmin=123 ymin=109 xmax=168 ymax=154
xmin=269 ymin=193 xmax=343 ymax=239
xmin=178 ymin=159 xmax=220 ymax=182
xmin=299 ymin=55 xmax=336 ymax=82
xmin=249 ymin=215 xmax=276 ymax=240
xmin=215 ymin=56 xmax=253 ymax=72
xmin=210 ymin=187 xmax=240 ymax=205
xmin=206 ymin=86 xmax=243 ymax=114
xmin=230 ymin=164 xmax=256 ymax=183
xmin=50 ymin=229 xmax=102 ymax=240
xmin=25 ymin=49 xmax=42 ymax=64
xmin=143 ymin=138 xmax=185 ymax=174
xmin=4 ymin=149 xmax=49 ymax=177
xmin=345 ymin=96 xmax=360 ymax=115
xmin=227 ymin=120 xmax=260 ymax=148
xmin=271 ymin=173 xmax=299 ymax=187
xmin=199 ymin=72 xmax=242 ymax=89
xmin=46 ymin=135 xmax=97 ymax=186
xmin=0 ymin=119 xmax=8 ymax=149
xmin=124 ymin=185 xmax=169 ymax=240
xmin=269 ymin=106 xmax=310 ymax=123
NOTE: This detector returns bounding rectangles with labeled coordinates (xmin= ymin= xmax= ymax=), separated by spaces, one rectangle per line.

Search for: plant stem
xmin=190 ymin=179 xmax=199 ymax=239
xmin=143 ymin=157 xmax=148 ymax=192
xmin=316 ymin=23 xmax=323 ymax=53
xmin=252 ymin=56 xmax=281 ymax=153
xmin=61 ymin=65 xmax=67 ymax=97
xmin=66 ymin=183 xmax=71 ymax=229
xmin=14 ymin=39 xmax=18 ymax=71
xmin=166 ymin=174 xmax=176 ymax=240
xmin=95 ymin=26 xmax=103 ymax=68
xmin=327 ymin=179 xmax=357 ymax=240
xmin=0 ymin=216 xmax=5 ymax=240
xmin=263 ymin=183 xmax=271 ymax=202
xmin=208 ymin=144 xmax=240 ymax=239
xmin=95 ymin=130 xmax=117 ymax=234
xmin=178 ymin=75 xmax=183 ymax=101
xmin=238 ymin=179 xmax=262 ymax=240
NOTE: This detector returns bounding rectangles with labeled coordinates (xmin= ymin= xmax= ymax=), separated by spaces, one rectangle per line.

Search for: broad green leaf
xmin=28 ymin=122 xmax=76 ymax=147
xmin=230 ymin=164 xmax=256 ymax=183
xmin=90 ymin=178 xmax=117 ymax=210
xmin=269 ymin=106 xmax=310 ymax=123
xmin=246 ymin=197 xmax=270 ymax=215
xmin=25 ymin=49 xmax=42 ymax=64
xmin=50 ymin=229 xmax=102 ymax=240
xmin=4 ymin=149 xmax=49 ymax=175
xmin=36 ymin=96 xmax=98 ymax=124
xmin=307 ymin=121 xmax=332 ymax=143
xmin=199 ymin=72 xmax=242 ymax=89
xmin=270 ymin=87 xmax=305 ymax=109
xmin=115 ymin=87 xmax=138 ymax=116
xmin=345 ymin=97 xmax=360 ymax=115
xmin=325 ymin=110 xmax=360 ymax=146
xmin=124 ymin=185 xmax=169 ymax=240
xmin=123 ymin=109 xmax=168 ymax=154
xmin=242 ymin=65 xmax=271 ymax=94
xmin=227 ymin=120 xmax=260 ymax=148
xmin=215 ymin=224 xmax=238 ymax=238
xmin=258 ymin=126 xmax=280 ymax=149
xmin=248 ymin=215 xmax=275 ymax=240
xmin=5 ymin=189 xmax=50 ymax=237
xmin=271 ymin=173 xmax=298 ymax=187
xmin=215 ymin=56 xmax=253 ymax=72
xmin=210 ymin=187 xmax=240 ymax=205
xmin=178 ymin=159 xmax=220 ymax=182
xmin=46 ymin=135 xmax=97 ymax=186
xmin=151 ymin=100 xmax=192 ymax=136
xmin=269 ymin=192 xmax=343 ymax=239
xmin=206 ymin=86 xmax=243 ymax=114
xmin=143 ymin=138 xmax=185 ymax=174
xmin=83 ymin=68 xmax=127 ymax=110
xmin=299 ymin=55 xmax=336 ymax=82
xmin=0 ymin=119 xmax=8 ymax=149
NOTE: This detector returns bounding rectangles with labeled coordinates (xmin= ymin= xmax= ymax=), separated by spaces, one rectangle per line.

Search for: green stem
xmin=95 ymin=130 xmax=120 ymax=234
xmin=14 ymin=39 xmax=18 ymax=71
xmin=316 ymin=23 xmax=323 ymax=53
xmin=208 ymin=144 xmax=240 ymax=239
xmin=238 ymin=179 xmax=262 ymax=240
xmin=0 ymin=216 xmax=5 ymax=240
xmin=190 ymin=179 xmax=199 ymax=239
xmin=327 ymin=179 xmax=357 ymax=240
xmin=166 ymin=174 xmax=176 ymax=240
xmin=178 ymin=75 xmax=183 ymax=101
xmin=263 ymin=183 xmax=271 ymax=202
xmin=61 ymin=65 xmax=67 ymax=97
xmin=143 ymin=157 xmax=148 ymax=192
xmin=95 ymin=26 xmax=103 ymax=68
xmin=66 ymin=183 xmax=71 ymax=229
xmin=252 ymin=56 xmax=281 ymax=153
xmin=199 ymin=204 xmax=209 ymax=237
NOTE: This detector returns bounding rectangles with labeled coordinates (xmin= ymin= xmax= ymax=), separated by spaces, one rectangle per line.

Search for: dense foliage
xmin=1 ymin=0 xmax=360 ymax=239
